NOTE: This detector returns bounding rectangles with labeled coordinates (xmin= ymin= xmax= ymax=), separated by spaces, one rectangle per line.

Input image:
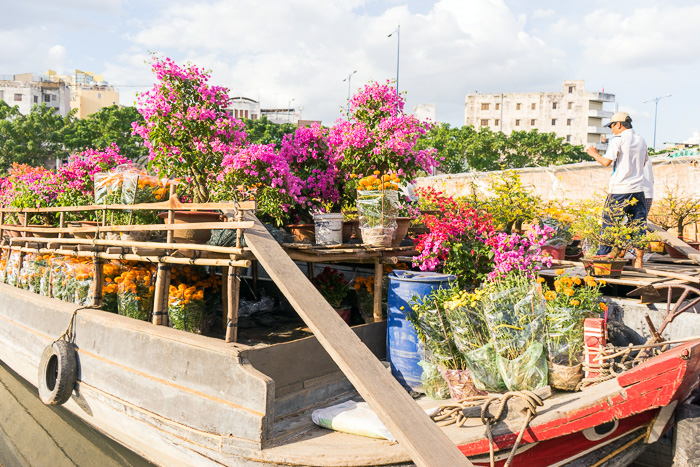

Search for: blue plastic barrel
xmin=387 ymin=270 xmax=456 ymax=391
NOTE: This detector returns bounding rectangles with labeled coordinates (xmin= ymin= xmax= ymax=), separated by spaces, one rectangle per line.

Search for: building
xmin=464 ymin=80 xmax=615 ymax=150
xmin=46 ymin=70 xmax=119 ymax=119
xmin=0 ymin=73 xmax=71 ymax=117
xmin=226 ymin=97 xmax=261 ymax=120
xmin=413 ymin=104 xmax=436 ymax=123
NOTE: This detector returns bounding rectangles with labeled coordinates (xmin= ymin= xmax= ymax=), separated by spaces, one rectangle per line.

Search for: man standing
xmin=586 ymin=112 xmax=650 ymax=268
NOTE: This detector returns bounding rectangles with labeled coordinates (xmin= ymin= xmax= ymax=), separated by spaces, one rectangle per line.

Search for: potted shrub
xmin=482 ymin=170 xmax=541 ymax=234
xmin=311 ymin=267 xmax=352 ymax=324
xmin=647 ymin=185 xmax=700 ymax=257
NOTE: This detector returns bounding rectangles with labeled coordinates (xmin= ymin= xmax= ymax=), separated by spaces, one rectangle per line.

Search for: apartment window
xmin=552 ymin=119 xmax=557 ymax=125
xmin=566 ymin=135 xmax=571 ymax=142
xmin=516 ymin=103 xmax=521 ymax=110
xmin=480 ymin=119 xmax=489 ymax=126
xmin=34 ymin=96 xmax=38 ymax=104
xmin=481 ymin=103 xmax=490 ymax=111
xmin=495 ymin=103 xmax=500 ymax=110
xmin=245 ymin=110 xmax=249 ymax=119
xmin=14 ymin=93 xmax=22 ymax=102
xmin=494 ymin=119 xmax=500 ymax=126
xmin=515 ymin=119 xmax=521 ymax=126
xmin=531 ymin=103 xmax=536 ymax=110
xmin=568 ymin=86 xmax=574 ymax=93
xmin=531 ymin=119 xmax=536 ymax=126
xmin=552 ymin=102 xmax=558 ymax=110
xmin=567 ymin=119 xmax=572 ymax=126
xmin=43 ymin=94 xmax=51 ymax=103
xmin=567 ymin=102 xmax=573 ymax=110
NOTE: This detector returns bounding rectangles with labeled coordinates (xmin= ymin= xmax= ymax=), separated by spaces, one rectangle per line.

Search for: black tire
xmin=673 ymin=403 xmax=700 ymax=466
xmin=38 ymin=340 xmax=77 ymax=406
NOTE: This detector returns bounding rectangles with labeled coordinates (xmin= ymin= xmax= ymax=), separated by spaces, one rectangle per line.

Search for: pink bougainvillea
xmin=487 ymin=224 xmax=555 ymax=280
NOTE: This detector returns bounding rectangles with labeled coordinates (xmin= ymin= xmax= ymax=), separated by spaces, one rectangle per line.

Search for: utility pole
xmin=388 ymin=25 xmax=400 ymax=96
xmin=643 ymin=94 xmax=672 ymax=149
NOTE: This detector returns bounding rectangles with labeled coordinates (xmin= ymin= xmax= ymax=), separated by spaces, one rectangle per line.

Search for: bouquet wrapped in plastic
xmin=116 ymin=265 xmax=155 ymax=321
xmin=0 ymin=249 xmax=8 ymax=283
xmin=168 ymin=283 xmax=206 ymax=333
xmin=50 ymin=256 xmax=69 ymax=302
xmin=72 ymin=259 xmax=94 ymax=306
xmin=418 ymin=359 xmax=450 ymax=400
xmin=6 ymin=250 xmax=23 ymax=288
xmin=26 ymin=254 xmax=50 ymax=294
xmin=17 ymin=252 xmax=37 ymax=290
xmin=125 ymin=173 xmax=171 ymax=204
xmin=101 ymin=261 xmax=123 ymax=313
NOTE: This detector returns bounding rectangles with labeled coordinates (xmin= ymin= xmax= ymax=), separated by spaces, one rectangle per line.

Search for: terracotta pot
xmin=664 ymin=240 xmax=700 ymax=259
xmin=334 ymin=306 xmax=352 ymax=325
xmin=284 ymin=223 xmax=316 ymax=243
xmin=391 ymin=217 xmax=414 ymax=247
xmin=157 ymin=211 xmax=221 ymax=244
xmin=69 ymin=221 xmax=99 ymax=240
xmin=541 ymin=244 xmax=566 ymax=260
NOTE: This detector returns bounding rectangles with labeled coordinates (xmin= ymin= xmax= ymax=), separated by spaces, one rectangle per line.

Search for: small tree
xmin=648 ymin=185 xmax=700 ymax=239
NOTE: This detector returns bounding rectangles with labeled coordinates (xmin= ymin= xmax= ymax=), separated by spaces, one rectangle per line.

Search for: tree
xmin=61 ymin=105 xmax=148 ymax=163
xmin=0 ymin=103 xmax=70 ymax=171
xmin=241 ymin=116 xmax=297 ymax=148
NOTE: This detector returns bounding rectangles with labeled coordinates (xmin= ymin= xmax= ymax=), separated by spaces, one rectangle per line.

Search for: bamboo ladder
xmin=0 ymin=196 xmax=256 ymax=343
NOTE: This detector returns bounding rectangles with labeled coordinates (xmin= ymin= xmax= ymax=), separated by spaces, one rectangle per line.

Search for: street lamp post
xmin=643 ymin=94 xmax=672 ymax=149
xmin=387 ymin=25 xmax=400 ymax=96
xmin=343 ymin=70 xmax=357 ymax=103
xmin=288 ymin=98 xmax=295 ymax=123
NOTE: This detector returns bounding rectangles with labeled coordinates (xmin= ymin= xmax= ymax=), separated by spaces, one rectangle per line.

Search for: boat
xmin=0 ymin=199 xmax=699 ymax=467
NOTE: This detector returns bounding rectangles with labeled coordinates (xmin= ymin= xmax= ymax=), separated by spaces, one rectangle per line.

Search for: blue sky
xmin=2 ymin=0 xmax=698 ymax=148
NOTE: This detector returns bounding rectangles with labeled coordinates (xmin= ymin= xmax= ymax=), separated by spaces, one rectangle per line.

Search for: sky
xmin=2 ymin=0 xmax=699 ymax=149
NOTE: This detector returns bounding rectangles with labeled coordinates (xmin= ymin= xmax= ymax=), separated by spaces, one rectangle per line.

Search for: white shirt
xmin=603 ymin=128 xmax=649 ymax=194
xmin=642 ymin=158 xmax=654 ymax=199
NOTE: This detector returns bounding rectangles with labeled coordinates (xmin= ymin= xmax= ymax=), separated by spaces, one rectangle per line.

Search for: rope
xmin=53 ymin=306 xmax=98 ymax=344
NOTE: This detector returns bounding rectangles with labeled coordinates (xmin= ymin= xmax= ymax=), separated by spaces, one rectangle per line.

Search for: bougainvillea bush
xmin=487 ymin=224 xmax=555 ymax=280
xmin=132 ymin=55 xmax=247 ymax=203
xmin=412 ymin=188 xmax=494 ymax=288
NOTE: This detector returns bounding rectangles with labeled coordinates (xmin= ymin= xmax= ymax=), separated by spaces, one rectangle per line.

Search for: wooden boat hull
xmin=1 ymin=281 xmax=699 ymax=466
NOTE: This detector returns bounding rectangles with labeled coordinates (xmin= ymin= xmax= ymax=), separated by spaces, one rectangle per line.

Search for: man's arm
xmin=586 ymin=145 xmax=613 ymax=167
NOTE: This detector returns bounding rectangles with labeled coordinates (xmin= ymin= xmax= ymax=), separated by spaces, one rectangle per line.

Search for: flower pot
xmin=664 ymin=240 xmax=700 ymax=258
xmin=391 ymin=217 xmax=414 ymax=247
xmin=157 ymin=211 xmax=221 ymax=244
xmin=334 ymin=306 xmax=352 ymax=325
xmin=313 ymin=213 xmax=343 ymax=246
xmin=342 ymin=221 xmax=354 ymax=243
xmin=541 ymin=244 xmax=566 ymax=260
xmin=361 ymin=226 xmax=395 ymax=248
xmin=69 ymin=221 xmax=99 ymax=240
xmin=649 ymin=241 xmax=666 ymax=254
xmin=581 ymin=257 xmax=626 ymax=278
xmin=284 ymin=223 xmax=316 ymax=243
xmin=356 ymin=190 xmax=399 ymax=248
xmin=547 ymin=361 xmax=583 ymax=391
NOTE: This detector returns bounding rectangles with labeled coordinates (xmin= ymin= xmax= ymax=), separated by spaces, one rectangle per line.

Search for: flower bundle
xmin=170 ymin=265 xmax=221 ymax=311
xmin=5 ymin=250 xmax=22 ymax=287
xmin=412 ymin=188 xmax=494 ymax=288
xmin=71 ymin=259 xmax=94 ymax=306
xmin=115 ymin=265 xmax=156 ymax=321
xmin=24 ymin=254 xmax=49 ymax=294
xmin=312 ymin=267 xmax=350 ymax=309
xmin=94 ymin=169 xmax=128 ymax=205
xmin=487 ymin=224 xmax=555 ymax=280
xmin=39 ymin=255 xmax=54 ymax=297
xmin=123 ymin=172 xmax=171 ymax=205
xmin=168 ymin=283 xmax=206 ymax=333
xmin=442 ymin=288 xmax=490 ymax=355
xmin=539 ymin=206 xmax=573 ymax=247
xmin=540 ymin=270 xmax=604 ymax=365
xmin=0 ymin=250 xmax=8 ymax=283
xmin=102 ymin=261 xmax=123 ymax=313
xmin=17 ymin=252 xmax=38 ymax=290
xmin=356 ymin=172 xmax=401 ymax=191
xmin=50 ymin=256 xmax=69 ymax=302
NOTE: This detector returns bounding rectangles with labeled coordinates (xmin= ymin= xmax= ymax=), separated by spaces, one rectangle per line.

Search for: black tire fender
xmin=38 ymin=340 xmax=77 ymax=406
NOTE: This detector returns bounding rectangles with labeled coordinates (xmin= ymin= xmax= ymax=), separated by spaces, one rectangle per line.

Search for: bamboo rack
xmin=0 ymin=197 xmax=255 ymax=343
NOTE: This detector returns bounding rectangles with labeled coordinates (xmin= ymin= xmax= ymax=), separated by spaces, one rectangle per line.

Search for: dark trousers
xmin=597 ymin=192 xmax=648 ymax=256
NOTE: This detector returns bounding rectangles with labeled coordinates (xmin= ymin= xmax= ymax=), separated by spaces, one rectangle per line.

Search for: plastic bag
xmin=50 ymin=256 xmax=68 ymax=301
xmin=27 ymin=254 xmax=49 ymax=294
xmin=17 ymin=252 xmax=37 ymax=290
xmin=168 ymin=283 xmax=206 ymax=333
xmin=116 ymin=265 xmax=155 ymax=321
xmin=496 ymin=341 xmax=548 ymax=391
xmin=444 ymin=304 xmax=490 ymax=356
xmin=356 ymin=190 xmax=399 ymax=247
xmin=0 ymin=249 xmax=9 ymax=283
xmin=312 ymin=400 xmax=397 ymax=442
xmin=62 ymin=260 xmax=78 ymax=304
xmin=464 ymin=343 xmax=507 ymax=393
xmin=439 ymin=366 xmax=485 ymax=401
xmin=39 ymin=255 xmax=53 ymax=297
xmin=419 ymin=360 xmax=450 ymax=400
xmin=5 ymin=250 xmax=22 ymax=287
xmin=406 ymin=303 xmax=457 ymax=363
xmin=102 ymin=261 xmax=123 ymax=313
xmin=73 ymin=260 xmax=94 ymax=306
xmin=545 ymin=306 xmax=588 ymax=366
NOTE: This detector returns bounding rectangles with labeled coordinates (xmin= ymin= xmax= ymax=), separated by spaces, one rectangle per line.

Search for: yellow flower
xmin=563 ymin=288 xmax=575 ymax=297
xmin=544 ymin=291 xmax=556 ymax=301
xmin=555 ymin=269 xmax=565 ymax=275
xmin=572 ymin=276 xmax=582 ymax=285
xmin=569 ymin=299 xmax=580 ymax=306
xmin=599 ymin=280 xmax=607 ymax=287
xmin=536 ymin=277 xmax=545 ymax=283
xmin=599 ymin=302 xmax=608 ymax=312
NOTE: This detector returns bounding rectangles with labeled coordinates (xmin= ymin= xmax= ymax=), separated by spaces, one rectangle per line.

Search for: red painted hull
xmin=457 ymin=341 xmax=700 ymax=466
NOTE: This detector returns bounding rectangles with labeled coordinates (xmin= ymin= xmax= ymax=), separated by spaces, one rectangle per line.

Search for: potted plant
xmin=537 ymin=205 xmax=574 ymax=260
xmin=482 ymin=170 xmax=541 ymax=234
xmin=311 ymin=267 xmax=352 ymax=324
xmin=354 ymin=173 xmax=402 ymax=247
xmin=540 ymin=270 xmax=605 ymax=390
xmin=0 ymin=164 xmax=61 ymax=234
xmin=647 ymin=185 xmax=700 ymax=257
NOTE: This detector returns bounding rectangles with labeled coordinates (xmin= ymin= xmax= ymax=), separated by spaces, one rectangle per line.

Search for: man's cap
xmin=605 ymin=111 xmax=631 ymax=128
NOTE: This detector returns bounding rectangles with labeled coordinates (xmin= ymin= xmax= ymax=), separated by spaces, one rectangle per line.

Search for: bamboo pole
xmin=373 ymin=259 xmax=384 ymax=322
xmin=58 ymin=212 xmax=65 ymax=239
xmin=91 ymin=256 xmax=104 ymax=308
xmin=152 ymin=264 xmax=171 ymax=326
xmin=225 ymin=266 xmax=240 ymax=343
xmin=0 ymin=200 xmax=256 ymax=214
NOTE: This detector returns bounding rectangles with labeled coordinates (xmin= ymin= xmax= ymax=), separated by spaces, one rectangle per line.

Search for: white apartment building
xmin=227 ymin=97 xmax=261 ymax=120
xmin=464 ymin=80 xmax=615 ymax=150
xmin=0 ymin=73 xmax=71 ymax=117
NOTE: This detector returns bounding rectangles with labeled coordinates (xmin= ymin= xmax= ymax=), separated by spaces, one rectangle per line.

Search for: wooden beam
xmin=242 ymin=212 xmax=471 ymax=467
xmin=648 ymin=222 xmax=700 ymax=265
xmin=624 ymin=266 xmax=700 ymax=284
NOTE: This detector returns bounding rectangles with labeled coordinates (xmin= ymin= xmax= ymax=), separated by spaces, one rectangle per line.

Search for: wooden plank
xmin=648 ymin=222 xmax=700 ymax=265
xmin=624 ymin=266 xmax=700 ymax=284
xmin=0 ymin=200 xmax=256 ymax=213
xmin=242 ymin=212 xmax=471 ymax=467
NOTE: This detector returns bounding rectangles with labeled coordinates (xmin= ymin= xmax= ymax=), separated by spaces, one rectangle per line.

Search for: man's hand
xmin=586 ymin=145 xmax=599 ymax=158
xmin=587 ymin=145 xmax=612 ymax=167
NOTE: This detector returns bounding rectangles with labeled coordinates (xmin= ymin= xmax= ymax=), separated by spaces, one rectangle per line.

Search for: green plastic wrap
xmin=168 ymin=284 xmax=206 ymax=333
xmin=356 ymin=190 xmax=399 ymax=247
xmin=444 ymin=304 xmax=490 ymax=356
xmin=5 ymin=250 xmax=22 ymax=287
xmin=418 ymin=360 xmax=450 ymax=400
xmin=464 ymin=343 xmax=507 ymax=393
xmin=496 ymin=341 xmax=548 ymax=391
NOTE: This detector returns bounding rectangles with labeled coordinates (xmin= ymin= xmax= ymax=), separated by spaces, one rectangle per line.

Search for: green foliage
xmin=241 ymin=117 xmax=298 ymax=148
xmin=60 ymin=105 xmax=147 ymax=162
xmin=482 ymin=170 xmax=541 ymax=233
xmin=417 ymin=124 xmax=588 ymax=174
xmin=0 ymin=103 xmax=71 ymax=170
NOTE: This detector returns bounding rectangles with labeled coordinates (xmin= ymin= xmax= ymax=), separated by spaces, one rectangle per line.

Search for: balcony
xmin=588 ymin=92 xmax=615 ymax=103
xmin=588 ymin=109 xmax=613 ymax=118
xmin=587 ymin=126 xmax=609 ymax=134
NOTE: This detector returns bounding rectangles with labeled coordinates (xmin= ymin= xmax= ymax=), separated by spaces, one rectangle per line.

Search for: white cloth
xmin=603 ymin=128 xmax=649 ymax=194
xmin=642 ymin=158 xmax=654 ymax=199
